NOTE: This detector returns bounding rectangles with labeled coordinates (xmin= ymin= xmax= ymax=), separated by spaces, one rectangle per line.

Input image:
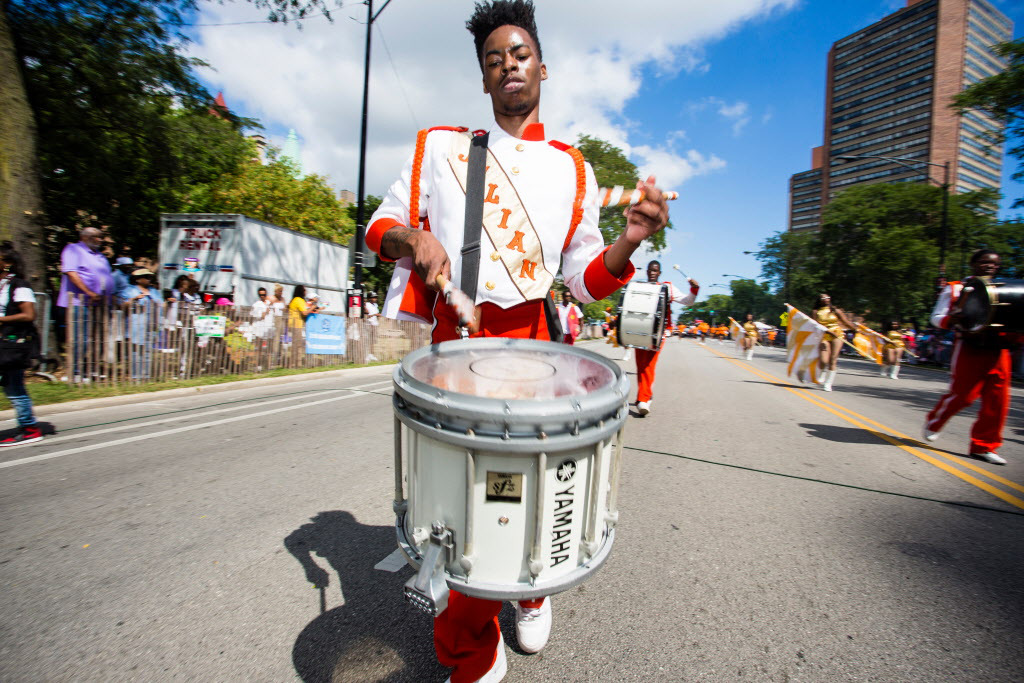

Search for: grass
xmin=5 ymin=361 xmax=397 ymax=408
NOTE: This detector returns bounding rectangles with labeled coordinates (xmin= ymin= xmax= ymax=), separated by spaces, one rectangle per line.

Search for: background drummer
xmin=365 ymin=1 xmax=671 ymax=681
xmin=923 ymin=249 xmax=1020 ymax=465
xmin=632 ymin=260 xmax=698 ymax=416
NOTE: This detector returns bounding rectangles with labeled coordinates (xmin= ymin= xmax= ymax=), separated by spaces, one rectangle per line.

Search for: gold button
xmin=515 ymin=143 xmax=525 ymax=152
xmin=485 ymin=281 xmax=496 ymax=291
xmin=490 ymin=251 xmax=501 ymax=261
xmin=511 ymin=167 xmax=520 ymax=175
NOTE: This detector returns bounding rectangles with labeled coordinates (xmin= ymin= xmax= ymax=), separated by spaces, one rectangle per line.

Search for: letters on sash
xmin=448 ymin=133 xmax=553 ymax=300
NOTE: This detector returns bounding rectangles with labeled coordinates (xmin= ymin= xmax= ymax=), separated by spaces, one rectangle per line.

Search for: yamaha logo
xmin=556 ymin=459 xmax=577 ymax=482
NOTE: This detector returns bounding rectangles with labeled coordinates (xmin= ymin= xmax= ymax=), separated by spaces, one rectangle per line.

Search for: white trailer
xmin=159 ymin=214 xmax=350 ymax=310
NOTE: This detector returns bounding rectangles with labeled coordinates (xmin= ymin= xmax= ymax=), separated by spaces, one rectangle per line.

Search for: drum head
xmin=407 ymin=340 xmax=616 ymax=400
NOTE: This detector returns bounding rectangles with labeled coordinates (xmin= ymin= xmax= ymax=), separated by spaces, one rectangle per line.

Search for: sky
xmin=185 ymin=0 xmax=1024 ymax=299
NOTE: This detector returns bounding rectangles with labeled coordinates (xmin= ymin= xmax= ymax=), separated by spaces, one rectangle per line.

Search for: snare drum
xmin=392 ymin=338 xmax=629 ymax=614
xmin=617 ymin=281 xmax=669 ymax=351
xmin=957 ymin=277 xmax=1024 ymax=334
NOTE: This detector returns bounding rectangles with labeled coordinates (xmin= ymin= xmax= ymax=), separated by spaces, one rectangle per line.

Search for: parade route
xmin=1 ymin=339 xmax=1021 ymax=682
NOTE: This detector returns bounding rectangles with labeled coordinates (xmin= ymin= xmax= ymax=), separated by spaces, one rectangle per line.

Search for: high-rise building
xmin=788 ymin=0 xmax=1012 ymax=233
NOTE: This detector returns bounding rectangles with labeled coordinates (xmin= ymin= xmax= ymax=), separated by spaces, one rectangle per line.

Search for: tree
xmin=754 ymin=229 xmax=819 ymax=306
xmin=728 ymin=278 xmax=778 ymax=322
xmin=1 ymin=0 xmax=332 ymax=285
xmin=183 ymin=152 xmax=353 ymax=244
xmin=575 ymin=134 xmax=670 ymax=252
xmin=954 ymin=38 xmax=1024 ymax=208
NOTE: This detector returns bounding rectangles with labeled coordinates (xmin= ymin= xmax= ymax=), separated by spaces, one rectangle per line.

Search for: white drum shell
xmin=618 ymin=282 xmax=669 ymax=350
xmin=393 ymin=338 xmax=628 ymax=601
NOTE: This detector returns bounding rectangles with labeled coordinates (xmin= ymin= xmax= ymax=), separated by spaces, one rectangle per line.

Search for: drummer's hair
xmin=467 ymin=0 xmax=542 ymax=68
xmin=969 ymin=248 xmax=998 ymax=264
xmin=647 ymin=260 xmax=661 ymax=269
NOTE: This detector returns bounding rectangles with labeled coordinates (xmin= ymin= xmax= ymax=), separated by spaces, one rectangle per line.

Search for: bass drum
xmin=616 ymin=282 xmax=669 ymax=351
xmin=957 ymin=277 xmax=1024 ymax=334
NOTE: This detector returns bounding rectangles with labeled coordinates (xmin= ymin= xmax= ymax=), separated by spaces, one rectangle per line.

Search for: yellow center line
xmin=696 ymin=342 xmax=1024 ymax=511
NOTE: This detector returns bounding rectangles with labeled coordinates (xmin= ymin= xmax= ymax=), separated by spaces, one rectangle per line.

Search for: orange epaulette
xmin=548 ymin=140 xmax=587 ymax=251
xmin=409 ymin=126 xmax=469 ymax=229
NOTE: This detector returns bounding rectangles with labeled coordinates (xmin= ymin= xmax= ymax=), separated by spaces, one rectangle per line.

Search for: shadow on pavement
xmin=798 ymin=423 xmax=886 ymax=445
xmin=286 ymin=510 xmax=447 ymax=683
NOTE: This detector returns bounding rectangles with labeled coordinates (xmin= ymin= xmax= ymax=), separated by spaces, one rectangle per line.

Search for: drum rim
xmin=394 ymin=338 xmax=630 ymax=434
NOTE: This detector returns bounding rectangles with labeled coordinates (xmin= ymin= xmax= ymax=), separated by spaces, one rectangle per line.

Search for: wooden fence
xmin=61 ymin=299 xmax=431 ymax=386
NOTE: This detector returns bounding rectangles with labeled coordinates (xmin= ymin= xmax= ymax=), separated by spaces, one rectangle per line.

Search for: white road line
xmin=0 ymin=382 xmax=394 ymax=470
xmin=22 ymin=380 xmax=393 ymax=448
xmin=374 ymin=548 xmax=409 ymax=572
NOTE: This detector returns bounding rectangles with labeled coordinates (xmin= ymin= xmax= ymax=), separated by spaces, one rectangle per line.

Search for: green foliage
xmin=755 ymin=183 xmax=1006 ymax=326
xmin=182 ymin=151 xmax=353 ymax=244
xmin=954 ymin=38 xmax=1024 ymax=207
xmin=575 ymin=134 xmax=670 ymax=252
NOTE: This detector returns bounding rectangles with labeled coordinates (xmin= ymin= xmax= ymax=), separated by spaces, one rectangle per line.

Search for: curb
xmin=4 ymin=363 xmax=398 ymax=421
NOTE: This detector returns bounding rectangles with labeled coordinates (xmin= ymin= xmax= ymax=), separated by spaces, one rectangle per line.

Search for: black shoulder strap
xmin=460 ymin=132 xmax=489 ymax=302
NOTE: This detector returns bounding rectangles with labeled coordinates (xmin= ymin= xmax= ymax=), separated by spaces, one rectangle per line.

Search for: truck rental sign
xmin=159 ymin=217 xmax=241 ymax=292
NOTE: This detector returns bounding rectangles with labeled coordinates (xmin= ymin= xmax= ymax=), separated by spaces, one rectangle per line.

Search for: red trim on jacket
xmin=366 ymin=218 xmax=402 ymax=262
xmin=584 ymin=246 xmax=635 ymax=300
xmin=521 ymin=123 xmax=545 ymax=141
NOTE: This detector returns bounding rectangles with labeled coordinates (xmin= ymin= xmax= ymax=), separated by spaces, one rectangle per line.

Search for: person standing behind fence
xmin=58 ymin=227 xmax=115 ymax=382
xmin=119 ymin=269 xmax=162 ymax=380
xmin=363 ymin=291 xmax=380 ymax=362
xmin=288 ymin=285 xmax=320 ymax=331
xmin=112 ymin=256 xmax=134 ymax=298
xmin=0 ymin=242 xmax=43 ymax=447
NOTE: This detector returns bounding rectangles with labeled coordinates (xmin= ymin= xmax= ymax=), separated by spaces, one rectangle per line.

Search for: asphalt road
xmin=1 ymin=338 xmax=1021 ymax=682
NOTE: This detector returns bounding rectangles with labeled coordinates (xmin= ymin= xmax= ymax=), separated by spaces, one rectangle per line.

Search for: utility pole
xmin=349 ymin=0 xmax=393 ymax=318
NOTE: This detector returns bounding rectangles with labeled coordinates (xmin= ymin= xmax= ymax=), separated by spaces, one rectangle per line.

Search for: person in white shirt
xmin=0 ymin=241 xmax=43 ymax=447
xmin=363 ymin=291 xmax=380 ymax=361
xmin=556 ymin=290 xmax=583 ymax=344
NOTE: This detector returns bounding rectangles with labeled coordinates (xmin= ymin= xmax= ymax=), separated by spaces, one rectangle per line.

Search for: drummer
xmin=365 ymin=1 xmax=671 ymax=680
xmin=924 ymin=249 xmax=1020 ymax=465
xmin=631 ymin=260 xmax=698 ymax=416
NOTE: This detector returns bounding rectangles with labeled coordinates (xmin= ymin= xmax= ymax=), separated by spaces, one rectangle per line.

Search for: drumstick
xmin=435 ymin=274 xmax=480 ymax=334
xmin=598 ymin=186 xmax=679 ymax=207
xmin=672 ymin=264 xmax=689 ymax=279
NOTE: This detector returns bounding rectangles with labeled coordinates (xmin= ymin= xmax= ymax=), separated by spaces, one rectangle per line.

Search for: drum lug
xmin=529 ymin=559 xmax=544 ymax=579
xmin=404 ymin=521 xmax=454 ymax=616
xmin=393 ymin=499 xmax=408 ymax=515
xmin=605 ymin=510 xmax=619 ymax=528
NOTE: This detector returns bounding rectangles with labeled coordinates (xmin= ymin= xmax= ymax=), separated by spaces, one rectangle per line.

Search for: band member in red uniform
xmin=365 ymin=2 xmax=670 ymax=680
xmin=924 ymin=249 xmax=1019 ymax=465
xmin=633 ymin=260 xmax=698 ymax=416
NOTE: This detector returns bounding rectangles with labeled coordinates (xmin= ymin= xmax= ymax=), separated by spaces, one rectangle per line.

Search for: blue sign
xmin=305 ymin=314 xmax=346 ymax=355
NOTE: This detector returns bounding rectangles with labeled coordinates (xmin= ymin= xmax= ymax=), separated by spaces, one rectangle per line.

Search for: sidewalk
xmin=0 ymin=362 xmax=397 ymax=422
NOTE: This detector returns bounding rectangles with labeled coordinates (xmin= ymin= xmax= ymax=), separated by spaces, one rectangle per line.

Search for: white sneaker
xmin=890 ymin=366 xmax=899 ymax=379
xmin=973 ymin=452 xmax=1007 ymax=465
xmin=879 ymin=365 xmax=888 ymax=376
xmin=515 ymin=597 xmax=552 ymax=654
xmin=822 ymin=370 xmax=834 ymax=391
xmin=445 ymin=640 xmax=507 ymax=683
xmin=922 ymin=426 xmax=940 ymax=442
xmin=636 ymin=401 xmax=650 ymax=416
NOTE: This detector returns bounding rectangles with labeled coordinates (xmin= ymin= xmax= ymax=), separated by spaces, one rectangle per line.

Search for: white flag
xmin=785 ymin=305 xmax=827 ymax=384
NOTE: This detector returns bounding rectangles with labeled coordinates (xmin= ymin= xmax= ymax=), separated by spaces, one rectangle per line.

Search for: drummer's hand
xmin=622 ymin=175 xmax=669 ymax=245
xmin=305 ymin=565 xmax=330 ymax=589
xmin=410 ymin=231 xmax=451 ymax=291
xmin=687 ymin=278 xmax=699 ymax=289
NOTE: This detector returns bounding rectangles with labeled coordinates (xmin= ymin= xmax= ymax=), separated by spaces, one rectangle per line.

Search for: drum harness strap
xmin=459 ymin=131 xmax=563 ymax=342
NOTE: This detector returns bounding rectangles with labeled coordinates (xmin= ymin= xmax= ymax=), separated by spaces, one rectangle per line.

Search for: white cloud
xmin=188 ymin=0 xmax=799 ymax=195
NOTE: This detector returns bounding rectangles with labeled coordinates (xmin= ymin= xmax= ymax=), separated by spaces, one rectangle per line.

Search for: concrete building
xmin=788 ymin=0 xmax=1012 ymax=232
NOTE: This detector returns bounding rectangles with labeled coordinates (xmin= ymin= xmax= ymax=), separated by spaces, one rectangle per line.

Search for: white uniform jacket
xmin=930 ymin=282 xmax=962 ymax=330
xmin=366 ymin=122 xmax=634 ymax=322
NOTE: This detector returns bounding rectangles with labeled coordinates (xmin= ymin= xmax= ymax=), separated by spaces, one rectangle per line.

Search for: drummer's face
xmin=647 ymin=263 xmax=660 ymax=281
xmin=972 ymin=254 xmax=1000 ymax=277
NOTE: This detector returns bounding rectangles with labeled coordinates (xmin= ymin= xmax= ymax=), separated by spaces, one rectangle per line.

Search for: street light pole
xmin=835 ymin=154 xmax=951 ymax=276
xmin=351 ymin=0 xmax=394 ymax=317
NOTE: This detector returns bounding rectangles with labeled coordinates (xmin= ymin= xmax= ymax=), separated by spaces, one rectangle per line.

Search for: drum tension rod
xmin=404 ymin=521 xmax=455 ymax=616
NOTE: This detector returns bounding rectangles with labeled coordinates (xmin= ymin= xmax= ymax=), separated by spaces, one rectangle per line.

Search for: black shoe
xmin=0 ymin=426 xmax=44 ymax=448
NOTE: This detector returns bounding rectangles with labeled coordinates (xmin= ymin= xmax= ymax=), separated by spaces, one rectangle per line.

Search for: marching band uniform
xmin=814 ymin=307 xmax=846 ymax=391
xmin=742 ymin=321 xmax=758 ymax=361
xmin=883 ymin=329 xmax=905 ymax=378
xmin=634 ymin=281 xmax=698 ymax=415
xmin=924 ymin=281 xmax=1019 ymax=463
xmin=368 ymin=122 xmax=635 ymax=682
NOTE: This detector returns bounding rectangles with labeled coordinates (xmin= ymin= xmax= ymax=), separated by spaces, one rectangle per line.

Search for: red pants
xmin=635 ymin=347 xmax=661 ymax=403
xmin=925 ymin=341 xmax=1012 ymax=454
xmin=429 ymin=296 xmax=549 ymax=681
